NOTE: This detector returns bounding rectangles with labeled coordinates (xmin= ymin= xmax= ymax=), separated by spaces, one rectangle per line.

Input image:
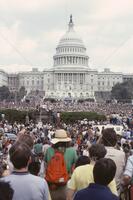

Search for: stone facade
xmin=0 ymin=16 xmax=133 ymax=99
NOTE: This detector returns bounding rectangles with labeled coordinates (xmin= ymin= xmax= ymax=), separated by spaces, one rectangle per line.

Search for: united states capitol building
xmin=0 ymin=16 xmax=132 ymax=100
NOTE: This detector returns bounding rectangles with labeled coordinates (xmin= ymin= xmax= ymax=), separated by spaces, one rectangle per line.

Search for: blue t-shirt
xmin=73 ymin=183 xmax=119 ymax=200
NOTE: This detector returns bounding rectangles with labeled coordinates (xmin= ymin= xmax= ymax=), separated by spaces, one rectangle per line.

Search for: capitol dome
xmin=58 ymin=16 xmax=85 ymax=47
xmin=53 ymin=15 xmax=89 ymax=69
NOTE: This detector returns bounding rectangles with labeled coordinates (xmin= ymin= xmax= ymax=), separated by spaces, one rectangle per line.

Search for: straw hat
xmin=51 ymin=129 xmax=71 ymax=144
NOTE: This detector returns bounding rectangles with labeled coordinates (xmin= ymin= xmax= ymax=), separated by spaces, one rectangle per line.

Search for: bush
xmin=60 ymin=112 xmax=106 ymax=123
xmin=0 ymin=109 xmax=36 ymax=123
xmin=0 ymin=110 xmax=106 ymax=124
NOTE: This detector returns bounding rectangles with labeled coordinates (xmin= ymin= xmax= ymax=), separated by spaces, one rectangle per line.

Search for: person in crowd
xmin=45 ymin=129 xmax=78 ymax=176
xmin=0 ymin=159 xmax=9 ymax=177
xmin=45 ymin=129 xmax=77 ymax=200
xmin=28 ymin=161 xmax=41 ymax=176
xmin=102 ymin=128 xmax=125 ymax=191
xmin=2 ymin=142 xmax=50 ymax=200
xmin=73 ymin=158 xmax=119 ymax=200
xmin=74 ymin=155 xmax=90 ymax=168
xmin=7 ymin=133 xmax=34 ymax=173
xmin=0 ymin=181 xmax=14 ymax=200
xmin=123 ymin=153 xmax=133 ymax=185
xmin=67 ymin=144 xmax=117 ymax=200
xmin=17 ymin=133 xmax=34 ymax=150
xmin=34 ymin=139 xmax=43 ymax=155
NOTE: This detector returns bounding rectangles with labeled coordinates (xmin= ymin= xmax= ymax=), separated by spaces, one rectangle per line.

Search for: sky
xmin=0 ymin=0 xmax=133 ymax=73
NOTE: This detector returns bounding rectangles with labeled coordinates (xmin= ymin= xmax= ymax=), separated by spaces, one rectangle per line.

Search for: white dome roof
xmin=58 ymin=15 xmax=85 ymax=47
xmin=53 ymin=15 xmax=89 ymax=70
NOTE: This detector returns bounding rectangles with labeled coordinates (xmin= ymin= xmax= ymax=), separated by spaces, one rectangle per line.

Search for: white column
xmin=79 ymin=57 xmax=81 ymax=65
xmin=74 ymin=57 xmax=76 ymax=64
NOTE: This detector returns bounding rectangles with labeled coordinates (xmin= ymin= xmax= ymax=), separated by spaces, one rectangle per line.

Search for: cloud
xmin=0 ymin=0 xmax=132 ymax=73
xmin=0 ymin=0 xmax=64 ymax=12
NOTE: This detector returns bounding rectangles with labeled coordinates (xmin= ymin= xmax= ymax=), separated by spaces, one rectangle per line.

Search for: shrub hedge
xmin=60 ymin=112 xmax=106 ymax=123
xmin=0 ymin=109 xmax=106 ymax=124
xmin=0 ymin=109 xmax=36 ymax=123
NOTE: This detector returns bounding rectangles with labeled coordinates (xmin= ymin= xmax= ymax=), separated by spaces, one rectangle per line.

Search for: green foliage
xmin=0 ymin=109 xmax=26 ymax=123
xmin=77 ymin=98 xmax=95 ymax=103
xmin=60 ymin=112 xmax=106 ymax=123
xmin=111 ymin=81 xmax=133 ymax=102
xmin=17 ymin=86 xmax=27 ymax=101
xmin=44 ymin=98 xmax=57 ymax=103
xmin=0 ymin=109 xmax=106 ymax=124
xmin=0 ymin=86 xmax=27 ymax=102
xmin=0 ymin=109 xmax=37 ymax=123
xmin=7 ymin=92 xmax=15 ymax=102
xmin=0 ymin=86 xmax=10 ymax=101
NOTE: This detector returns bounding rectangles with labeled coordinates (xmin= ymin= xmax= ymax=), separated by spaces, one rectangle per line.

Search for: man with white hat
xmin=45 ymin=129 xmax=77 ymax=175
xmin=45 ymin=129 xmax=78 ymax=200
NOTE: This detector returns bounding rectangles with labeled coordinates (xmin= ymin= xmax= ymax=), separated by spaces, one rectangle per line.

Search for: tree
xmin=17 ymin=86 xmax=27 ymax=101
xmin=111 ymin=81 xmax=133 ymax=102
xmin=0 ymin=86 xmax=10 ymax=101
xmin=7 ymin=92 xmax=15 ymax=102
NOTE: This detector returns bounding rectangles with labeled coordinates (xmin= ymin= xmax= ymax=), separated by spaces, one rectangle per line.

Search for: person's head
xmin=0 ymin=181 xmax=14 ymax=200
xmin=102 ymin=128 xmax=117 ymax=147
xmin=9 ymin=142 xmax=31 ymax=170
xmin=93 ymin=158 xmax=116 ymax=186
xmin=89 ymin=144 xmax=107 ymax=161
xmin=75 ymin=156 xmax=90 ymax=168
xmin=17 ymin=134 xmax=34 ymax=149
xmin=51 ymin=129 xmax=71 ymax=149
xmin=28 ymin=161 xmax=40 ymax=176
xmin=37 ymin=139 xmax=41 ymax=144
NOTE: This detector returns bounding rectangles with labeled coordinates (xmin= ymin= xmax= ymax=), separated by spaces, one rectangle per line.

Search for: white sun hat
xmin=51 ymin=129 xmax=71 ymax=144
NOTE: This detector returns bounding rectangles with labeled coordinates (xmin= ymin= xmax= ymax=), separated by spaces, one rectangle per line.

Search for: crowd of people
xmin=0 ymin=100 xmax=133 ymax=117
xmin=0 ymin=105 xmax=133 ymax=199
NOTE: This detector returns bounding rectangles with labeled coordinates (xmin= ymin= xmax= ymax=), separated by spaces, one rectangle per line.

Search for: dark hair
xmin=53 ymin=142 xmax=68 ymax=149
xmin=0 ymin=160 xmax=7 ymax=178
xmin=93 ymin=158 xmax=116 ymax=186
xmin=0 ymin=181 xmax=14 ymax=200
xmin=28 ymin=161 xmax=40 ymax=176
xmin=17 ymin=134 xmax=34 ymax=149
xmin=75 ymin=156 xmax=90 ymax=168
xmin=9 ymin=142 xmax=31 ymax=169
xmin=102 ymin=128 xmax=117 ymax=147
xmin=89 ymin=144 xmax=107 ymax=161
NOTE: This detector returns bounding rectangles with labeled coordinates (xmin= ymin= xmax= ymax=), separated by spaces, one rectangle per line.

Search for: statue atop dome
xmin=68 ymin=14 xmax=74 ymax=31
xmin=70 ymin=14 xmax=73 ymax=23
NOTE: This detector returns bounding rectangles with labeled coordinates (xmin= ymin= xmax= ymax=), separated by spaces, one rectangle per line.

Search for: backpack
xmin=45 ymin=150 xmax=68 ymax=185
